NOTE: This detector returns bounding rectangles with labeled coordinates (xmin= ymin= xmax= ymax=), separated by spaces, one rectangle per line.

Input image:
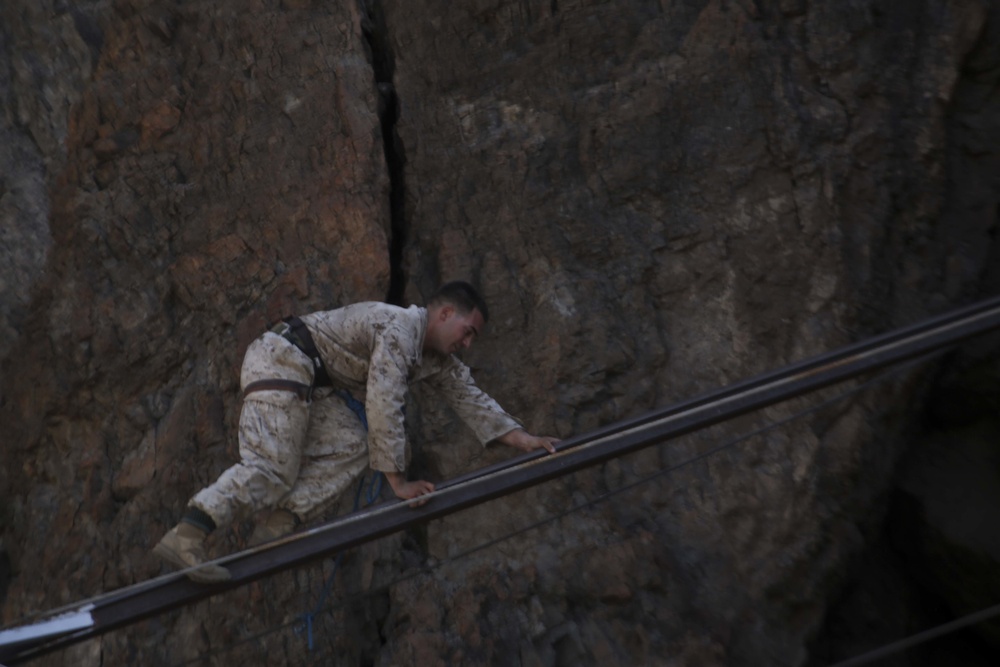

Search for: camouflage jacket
xmin=301 ymin=302 xmax=521 ymax=472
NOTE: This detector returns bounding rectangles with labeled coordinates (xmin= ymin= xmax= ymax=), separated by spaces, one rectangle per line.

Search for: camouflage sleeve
xmin=426 ymin=359 xmax=522 ymax=445
xmin=365 ymin=331 xmax=411 ymax=473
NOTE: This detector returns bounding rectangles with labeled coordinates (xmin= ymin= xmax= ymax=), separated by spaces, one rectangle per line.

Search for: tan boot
xmin=249 ymin=509 xmax=299 ymax=546
xmin=153 ymin=522 xmax=232 ymax=583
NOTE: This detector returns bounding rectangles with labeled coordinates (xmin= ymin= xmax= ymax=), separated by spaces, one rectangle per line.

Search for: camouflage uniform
xmin=191 ymin=303 xmax=520 ymax=526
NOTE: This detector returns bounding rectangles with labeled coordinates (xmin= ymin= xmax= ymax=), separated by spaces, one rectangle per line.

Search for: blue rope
xmin=297 ymin=390 xmax=382 ymax=652
xmin=337 ymin=389 xmax=369 ymax=431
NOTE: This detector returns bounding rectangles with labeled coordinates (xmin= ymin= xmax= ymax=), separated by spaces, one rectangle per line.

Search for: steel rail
xmin=4 ymin=295 xmax=1000 ymax=664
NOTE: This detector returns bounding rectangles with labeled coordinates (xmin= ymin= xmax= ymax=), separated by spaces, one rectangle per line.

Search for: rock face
xmin=896 ymin=422 xmax=1000 ymax=644
xmin=1 ymin=1 xmax=998 ymax=665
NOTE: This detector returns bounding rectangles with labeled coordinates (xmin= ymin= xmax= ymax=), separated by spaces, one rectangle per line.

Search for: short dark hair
xmin=429 ymin=281 xmax=489 ymax=323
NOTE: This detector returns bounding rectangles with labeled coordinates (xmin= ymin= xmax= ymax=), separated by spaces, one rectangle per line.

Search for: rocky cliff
xmin=2 ymin=1 xmax=998 ymax=665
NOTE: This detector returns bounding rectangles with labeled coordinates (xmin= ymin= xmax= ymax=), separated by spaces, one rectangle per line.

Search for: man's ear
xmin=439 ymin=304 xmax=454 ymax=320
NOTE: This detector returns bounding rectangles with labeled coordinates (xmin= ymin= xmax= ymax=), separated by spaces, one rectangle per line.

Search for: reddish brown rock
xmin=1 ymin=0 xmax=999 ymax=666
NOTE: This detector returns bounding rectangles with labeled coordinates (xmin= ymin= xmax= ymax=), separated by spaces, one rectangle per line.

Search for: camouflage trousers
xmin=190 ymin=332 xmax=370 ymax=527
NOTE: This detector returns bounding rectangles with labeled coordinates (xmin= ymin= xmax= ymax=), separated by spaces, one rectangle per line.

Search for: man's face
xmin=428 ymin=306 xmax=485 ymax=356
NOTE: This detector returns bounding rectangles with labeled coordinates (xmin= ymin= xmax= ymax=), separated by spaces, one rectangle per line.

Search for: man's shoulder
xmin=344 ymin=301 xmax=423 ymax=322
xmin=343 ymin=303 xmax=427 ymax=341
xmin=305 ymin=302 xmax=426 ymax=344
xmin=309 ymin=301 xmax=417 ymax=319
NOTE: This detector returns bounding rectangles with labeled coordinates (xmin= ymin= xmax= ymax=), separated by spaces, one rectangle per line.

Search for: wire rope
xmin=13 ymin=345 xmax=993 ymax=667
xmin=828 ymin=602 xmax=1000 ymax=666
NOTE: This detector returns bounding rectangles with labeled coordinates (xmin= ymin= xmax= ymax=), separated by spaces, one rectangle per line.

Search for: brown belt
xmin=242 ymin=379 xmax=313 ymax=402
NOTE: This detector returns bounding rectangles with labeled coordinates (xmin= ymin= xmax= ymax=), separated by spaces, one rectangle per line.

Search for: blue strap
xmin=298 ymin=388 xmax=382 ymax=651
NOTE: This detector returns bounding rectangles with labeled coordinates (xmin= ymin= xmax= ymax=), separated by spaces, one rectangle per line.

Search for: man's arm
xmin=423 ymin=359 xmax=531 ymax=442
xmin=363 ymin=324 xmax=439 ymax=505
xmin=424 ymin=359 xmax=559 ymax=453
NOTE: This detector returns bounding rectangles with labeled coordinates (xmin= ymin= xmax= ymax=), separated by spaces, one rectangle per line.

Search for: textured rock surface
xmin=1 ymin=0 xmax=998 ymax=665
xmin=811 ymin=331 xmax=1000 ymax=666
xmin=895 ymin=421 xmax=1000 ymax=644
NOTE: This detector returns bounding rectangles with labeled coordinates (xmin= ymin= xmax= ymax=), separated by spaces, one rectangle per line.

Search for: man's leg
xmin=154 ymin=330 xmax=315 ymax=581
xmin=273 ymin=392 xmax=371 ymax=528
xmin=155 ymin=390 xmax=310 ymax=580
xmin=191 ymin=391 xmax=310 ymax=525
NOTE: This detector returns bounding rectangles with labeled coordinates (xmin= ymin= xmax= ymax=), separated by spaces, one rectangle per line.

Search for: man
xmin=153 ymin=281 xmax=558 ymax=582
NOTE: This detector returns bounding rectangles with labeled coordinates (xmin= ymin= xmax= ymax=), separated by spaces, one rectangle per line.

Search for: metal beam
xmin=4 ymin=295 xmax=1000 ymax=664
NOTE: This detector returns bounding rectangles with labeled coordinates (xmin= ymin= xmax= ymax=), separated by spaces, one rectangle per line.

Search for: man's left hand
xmin=499 ymin=428 xmax=559 ymax=454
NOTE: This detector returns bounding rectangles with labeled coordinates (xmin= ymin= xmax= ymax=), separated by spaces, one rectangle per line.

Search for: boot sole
xmin=152 ymin=542 xmax=232 ymax=584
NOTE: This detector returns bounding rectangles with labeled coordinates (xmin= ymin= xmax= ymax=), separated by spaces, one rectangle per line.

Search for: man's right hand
xmin=384 ymin=472 xmax=435 ymax=507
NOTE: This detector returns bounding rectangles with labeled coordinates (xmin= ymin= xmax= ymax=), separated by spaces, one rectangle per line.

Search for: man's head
xmin=423 ymin=281 xmax=489 ymax=356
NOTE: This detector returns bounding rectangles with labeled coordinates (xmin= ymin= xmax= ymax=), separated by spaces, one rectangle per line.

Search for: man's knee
xmin=246 ymin=459 xmax=299 ymax=498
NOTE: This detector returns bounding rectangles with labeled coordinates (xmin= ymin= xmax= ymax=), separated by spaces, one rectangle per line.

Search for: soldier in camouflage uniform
xmin=154 ymin=282 xmax=558 ymax=582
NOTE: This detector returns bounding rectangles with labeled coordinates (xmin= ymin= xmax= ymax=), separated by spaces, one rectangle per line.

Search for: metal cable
xmin=296 ymin=351 xmax=937 ymax=616
xmin=13 ymin=296 xmax=1000 ymax=644
xmin=828 ymin=602 xmax=1000 ymax=666
xmin=12 ymin=299 xmax=995 ymax=627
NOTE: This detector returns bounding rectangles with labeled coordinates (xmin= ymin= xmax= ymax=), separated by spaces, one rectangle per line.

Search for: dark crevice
xmin=361 ymin=0 xmax=408 ymax=306
xmin=0 ymin=545 xmax=10 ymax=608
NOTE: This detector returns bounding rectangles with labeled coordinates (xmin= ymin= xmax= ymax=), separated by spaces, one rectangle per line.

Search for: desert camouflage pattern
xmin=303 ymin=303 xmax=521 ymax=471
xmin=191 ymin=303 xmax=520 ymax=525
xmin=190 ymin=332 xmax=314 ymax=526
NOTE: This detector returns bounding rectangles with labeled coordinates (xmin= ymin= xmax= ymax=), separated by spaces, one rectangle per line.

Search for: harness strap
xmin=243 ymin=379 xmax=313 ymax=402
xmin=245 ymin=316 xmax=334 ymax=402
xmin=281 ymin=315 xmax=332 ymax=388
